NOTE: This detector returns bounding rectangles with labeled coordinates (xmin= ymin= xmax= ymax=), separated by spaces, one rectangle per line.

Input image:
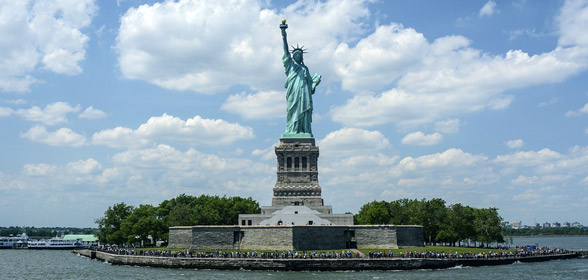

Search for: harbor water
xmin=1 ymin=236 xmax=586 ymax=280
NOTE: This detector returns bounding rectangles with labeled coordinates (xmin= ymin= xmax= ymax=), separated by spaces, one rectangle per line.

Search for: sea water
xmin=1 ymin=236 xmax=586 ymax=280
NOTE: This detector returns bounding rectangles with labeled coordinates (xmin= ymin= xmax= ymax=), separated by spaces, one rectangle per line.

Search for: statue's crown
xmin=290 ymin=44 xmax=307 ymax=54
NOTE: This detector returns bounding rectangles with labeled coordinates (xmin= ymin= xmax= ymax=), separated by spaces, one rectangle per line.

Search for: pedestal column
xmin=272 ymin=138 xmax=323 ymax=206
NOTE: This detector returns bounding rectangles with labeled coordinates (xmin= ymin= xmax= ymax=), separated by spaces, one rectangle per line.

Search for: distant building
xmin=63 ymin=234 xmax=98 ymax=246
xmin=552 ymin=222 xmax=561 ymax=228
xmin=571 ymin=222 xmax=583 ymax=228
xmin=511 ymin=221 xmax=522 ymax=229
xmin=532 ymin=223 xmax=540 ymax=228
xmin=543 ymin=222 xmax=551 ymax=228
xmin=562 ymin=222 xmax=570 ymax=228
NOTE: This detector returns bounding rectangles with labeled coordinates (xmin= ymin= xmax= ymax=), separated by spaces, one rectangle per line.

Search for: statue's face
xmin=293 ymin=51 xmax=303 ymax=64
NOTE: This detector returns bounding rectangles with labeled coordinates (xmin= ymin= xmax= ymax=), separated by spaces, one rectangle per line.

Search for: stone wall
xmin=74 ymin=249 xmax=580 ymax=271
xmin=292 ymin=226 xmax=349 ymax=250
xmin=240 ymin=226 xmax=293 ymax=250
xmin=353 ymin=226 xmax=399 ymax=249
xmin=396 ymin=226 xmax=425 ymax=247
xmin=168 ymin=227 xmax=193 ymax=249
xmin=192 ymin=226 xmax=239 ymax=250
xmin=169 ymin=225 xmax=424 ymax=250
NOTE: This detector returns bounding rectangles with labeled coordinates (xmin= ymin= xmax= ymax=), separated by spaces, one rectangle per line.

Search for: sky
xmin=1 ymin=0 xmax=588 ymax=228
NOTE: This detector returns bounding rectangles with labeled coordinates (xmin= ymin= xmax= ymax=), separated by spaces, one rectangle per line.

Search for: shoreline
xmin=73 ymin=249 xmax=580 ymax=271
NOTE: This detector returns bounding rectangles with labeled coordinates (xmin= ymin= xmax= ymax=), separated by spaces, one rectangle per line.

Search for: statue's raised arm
xmin=279 ymin=19 xmax=320 ymax=139
xmin=280 ymin=19 xmax=289 ymax=57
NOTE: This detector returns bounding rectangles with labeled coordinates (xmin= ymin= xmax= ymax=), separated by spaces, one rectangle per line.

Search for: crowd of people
xmin=94 ymin=246 xmax=360 ymax=259
xmin=93 ymin=245 xmax=570 ymax=260
xmin=368 ymin=247 xmax=570 ymax=259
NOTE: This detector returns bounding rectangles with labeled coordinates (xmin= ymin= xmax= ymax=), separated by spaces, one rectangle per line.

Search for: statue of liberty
xmin=280 ymin=19 xmax=321 ymax=138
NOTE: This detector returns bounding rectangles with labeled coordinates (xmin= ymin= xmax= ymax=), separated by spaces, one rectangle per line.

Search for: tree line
xmin=95 ymin=194 xmax=259 ymax=246
xmin=354 ymin=198 xmax=505 ymax=247
xmin=0 ymin=226 xmax=95 ymax=238
xmin=503 ymin=226 xmax=588 ymax=236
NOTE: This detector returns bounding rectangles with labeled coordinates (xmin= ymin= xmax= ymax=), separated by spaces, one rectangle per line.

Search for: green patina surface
xmin=280 ymin=132 xmax=313 ymax=139
xmin=280 ymin=21 xmax=321 ymax=138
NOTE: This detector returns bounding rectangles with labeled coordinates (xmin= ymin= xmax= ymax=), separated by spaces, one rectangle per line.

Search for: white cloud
xmin=495 ymin=148 xmax=563 ymax=166
xmin=401 ymin=131 xmax=442 ymax=146
xmin=321 ymin=153 xmax=398 ymax=193
xmin=331 ymin=31 xmax=586 ymax=128
xmin=513 ymin=189 xmax=542 ymax=201
xmin=334 ymin=24 xmax=428 ymax=92
xmin=330 ymin=2 xmax=588 ymax=129
xmin=20 ymin=125 xmax=87 ymax=147
xmin=558 ymin=0 xmax=588 ymax=47
xmin=66 ymin=159 xmax=102 ymax=175
xmin=252 ymin=142 xmax=279 ymax=161
xmin=108 ymin=144 xmax=272 ymax=193
xmin=1 ymin=99 xmax=27 ymax=105
xmin=0 ymin=0 xmax=96 ymax=92
xmin=395 ymin=148 xmax=487 ymax=172
xmin=507 ymin=28 xmax=542 ymax=40
xmin=435 ymin=119 xmax=460 ymax=134
xmin=221 ymin=91 xmax=285 ymax=119
xmin=91 ymin=127 xmax=143 ymax=149
xmin=397 ymin=177 xmax=426 ymax=187
xmin=319 ymin=128 xmax=390 ymax=157
xmin=115 ymin=0 xmax=277 ymax=93
xmin=92 ymin=113 xmax=254 ymax=148
xmin=79 ymin=106 xmax=107 ymax=119
xmin=506 ymin=139 xmax=525 ymax=149
xmin=15 ymin=102 xmax=81 ymax=125
xmin=23 ymin=163 xmax=57 ymax=177
xmin=0 ymin=107 xmax=13 ymax=117
xmin=565 ymin=102 xmax=588 ymax=117
xmin=479 ymin=1 xmax=499 ymax=17
xmin=115 ymin=0 xmax=369 ymax=93
xmin=511 ymin=175 xmax=538 ymax=185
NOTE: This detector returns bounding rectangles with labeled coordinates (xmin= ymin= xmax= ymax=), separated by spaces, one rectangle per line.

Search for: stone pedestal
xmin=272 ymin=138 xmax=323 ymax=207
xmin=238 ymin=137 xmax=354 ymax=226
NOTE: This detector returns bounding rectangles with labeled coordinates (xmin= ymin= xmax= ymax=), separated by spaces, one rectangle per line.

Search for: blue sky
xmin=1 ymin=0 xmax=588 ymax=228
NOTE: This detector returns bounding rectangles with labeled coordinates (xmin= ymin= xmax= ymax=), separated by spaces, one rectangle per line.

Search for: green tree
xmin=355 ymin=201 xmax=391 ymax=224
xmin=121 ymin=204 xmax=166 ymax=246
xmin=95 ymin=202 xmax=134 ymax=246
xmin=474 ymin=207 xmax=505 ymax=247
xmin=437 ymin=203 xmax=475 ymax=246
xmin=418 ymin=198 xmax=447 ymax=245
xmin=157 ymin=194 xmax=260 ymax=228
xmin=355 ymin=198 xmax=505 ymax=247
xmin=225 ymin=196 xmax=260 ymax=224
xmin=95 ymin=194 xmax=260 ymax=246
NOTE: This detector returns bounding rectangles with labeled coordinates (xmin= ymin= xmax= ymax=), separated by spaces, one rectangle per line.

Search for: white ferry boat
xmin=27 ymin=238 xmax=82 ymax=249
xmin=0 ymin=233 xmax=28 ymax=249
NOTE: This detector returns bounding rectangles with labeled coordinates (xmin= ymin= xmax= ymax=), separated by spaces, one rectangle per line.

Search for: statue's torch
xmin=280 ymin=19 xmax=288 ymax=29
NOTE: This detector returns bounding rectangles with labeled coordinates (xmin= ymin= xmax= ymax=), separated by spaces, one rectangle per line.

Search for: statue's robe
xmin=282 ymin=52 xmax=319 ymax=136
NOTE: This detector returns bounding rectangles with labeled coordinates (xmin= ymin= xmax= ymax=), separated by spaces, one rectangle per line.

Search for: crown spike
xmin=290 ymin=43 xmax=308 ymax=54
